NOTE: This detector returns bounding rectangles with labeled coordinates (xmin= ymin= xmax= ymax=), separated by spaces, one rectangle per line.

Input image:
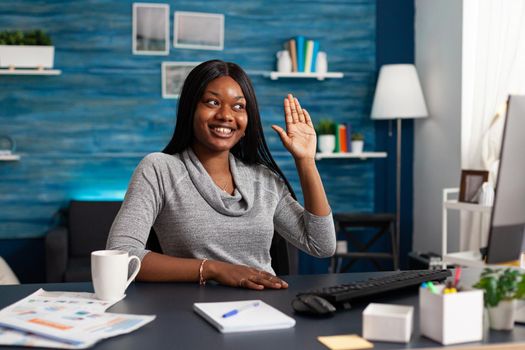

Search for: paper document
xmin=0 ymin=289 xmax=155 ymax=349
xmin=193 ymin=299 xmax=295 ymax=333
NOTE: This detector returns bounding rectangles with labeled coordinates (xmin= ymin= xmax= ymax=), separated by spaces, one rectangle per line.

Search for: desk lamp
xmin=371 ymin=64 xmax=428 ymax=257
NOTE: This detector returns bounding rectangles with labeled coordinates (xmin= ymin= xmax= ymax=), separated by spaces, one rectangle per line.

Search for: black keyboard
xmin=299 ymin=269 xmax=452 ymax=305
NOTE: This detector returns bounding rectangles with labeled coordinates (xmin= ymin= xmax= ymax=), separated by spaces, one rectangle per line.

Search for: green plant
xmin=351 ymin=132 xmax=364 ymax=141
xmin=0 ymin=30 xmax=52 ymax=45
xmin=473 ymin=268 xmax=525 ymax=307
xmin=316 ymin=119 xmax=336 ymax=135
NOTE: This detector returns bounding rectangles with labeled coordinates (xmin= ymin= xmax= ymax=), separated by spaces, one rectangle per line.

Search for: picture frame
xmin=132 ymin=3 xmax=170 ymax=55
xmin=162 ymin=62 xmax=200 ymax=99
xmin=173 ymin=11 xmax=224 ymax=51
xmin=459 ymin=170 xmax=489 ymax=203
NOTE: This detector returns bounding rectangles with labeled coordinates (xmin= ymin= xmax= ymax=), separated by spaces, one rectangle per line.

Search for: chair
xmin=45 ymin=200 xmax=123 ymax=282
xmin=329 ymin=213 xmax=398 ymax=272
xmin=45 ymin=200 xmax=292 ymax=282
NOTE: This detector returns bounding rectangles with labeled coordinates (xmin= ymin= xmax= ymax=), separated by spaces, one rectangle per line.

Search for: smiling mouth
xmin=210 ymin=126 xmax=235 ymax=137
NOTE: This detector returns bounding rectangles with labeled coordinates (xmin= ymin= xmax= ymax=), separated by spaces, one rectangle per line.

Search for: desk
xmin=1 ymin=271 xmax=524 ymax=349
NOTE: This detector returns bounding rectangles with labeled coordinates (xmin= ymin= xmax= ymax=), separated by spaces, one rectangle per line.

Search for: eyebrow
xmin=206 ymin=91 xmax=245 ymax=100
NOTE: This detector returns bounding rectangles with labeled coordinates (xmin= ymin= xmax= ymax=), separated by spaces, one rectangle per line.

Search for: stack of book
xmin=334 ymin=122 xmax=352 ymax=153
xmin=285 ymin=36 xmax=321 ymax=73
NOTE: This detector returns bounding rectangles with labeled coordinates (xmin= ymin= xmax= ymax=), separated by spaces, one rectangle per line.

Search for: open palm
xmin=272 ymin=94 xmax=317 ymax=160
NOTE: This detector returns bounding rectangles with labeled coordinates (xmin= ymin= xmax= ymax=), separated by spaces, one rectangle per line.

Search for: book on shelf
xmin=311 ymin=40 xmax=320 ymax=73
xmin=288 ymin=39 xmax=298 ymax=72
xmin=338 ymin=124 xmax=348 ymax=153
xmin=296 ymin=36 xmax=305 ymax=72
xmin=304 ymin=40 xmax=314 ymax=73
xmin=345 ymin=122 xmax=352 ymax=152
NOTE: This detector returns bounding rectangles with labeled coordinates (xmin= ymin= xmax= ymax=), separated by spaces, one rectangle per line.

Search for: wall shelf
xmin=264 ymin=72 xmax=344 ymax=80
xmin=0 ymin=68 xmax=61 ymax=75
xmin=315 ymin=152 xmax=387 ymax=160
xmin=0 ymin=154 xmax=21 ymax=161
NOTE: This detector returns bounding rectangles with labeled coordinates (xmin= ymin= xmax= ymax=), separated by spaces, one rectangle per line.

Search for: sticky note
xmin=317 ymin=334 xmax=374 ymax=350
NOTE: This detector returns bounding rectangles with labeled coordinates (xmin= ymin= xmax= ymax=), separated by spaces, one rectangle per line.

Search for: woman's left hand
xmin=272 ymin=94 xmax=317 ymax=160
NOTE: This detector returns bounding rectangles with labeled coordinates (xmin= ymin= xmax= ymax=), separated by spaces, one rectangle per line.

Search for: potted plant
xmin=351 ymin=132 xmax=364 ymax=153
xmin=0 ymin=30 xmax=54 ymax=69
xmin=473 ymin=268 xmax=525 ymax=330
xmin=316 ymin=119 xmax=336 ymax=154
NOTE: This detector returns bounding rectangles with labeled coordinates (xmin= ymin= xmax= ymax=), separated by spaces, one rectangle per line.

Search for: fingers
xmin=271 ymin=125 xmax=290 ymax=145
xmin=283 ymin=98 xmax=293 ymax=125
xmin=237 ymin=270 xmax=289 ymax=290
xmin=287 ymin=94 xmax=299 ymax=123
xmin=293 ymin=97 xmax=306 ymax=123
xmin=303 ymin=108 xmax=314 ymax=128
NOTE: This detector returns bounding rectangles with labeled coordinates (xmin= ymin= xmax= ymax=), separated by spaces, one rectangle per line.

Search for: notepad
xmin=317 ymin=335 xmax=374 ymax=350
xmin=193 ymin=300 xmax=295 ymax=333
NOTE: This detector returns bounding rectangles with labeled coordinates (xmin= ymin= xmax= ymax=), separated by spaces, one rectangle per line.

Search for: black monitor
xmin=486 ymin=95 xmax=525 ymax=264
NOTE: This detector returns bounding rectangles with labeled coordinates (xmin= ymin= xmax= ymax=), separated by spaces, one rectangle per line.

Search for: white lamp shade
xmin=371 ymin=64 xmax=428 ymax=120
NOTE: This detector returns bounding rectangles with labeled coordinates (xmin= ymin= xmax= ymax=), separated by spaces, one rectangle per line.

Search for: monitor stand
xmin=443 ymin=251 xmax=485 ymax=267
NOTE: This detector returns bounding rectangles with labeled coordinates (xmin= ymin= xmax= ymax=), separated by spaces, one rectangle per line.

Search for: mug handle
xmin=125 ymin=256 xmax=141 ymax=290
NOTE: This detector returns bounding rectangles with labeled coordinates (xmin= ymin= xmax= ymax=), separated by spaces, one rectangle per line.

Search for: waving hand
xmin=271 ymin=94 xmax=317 ymax=160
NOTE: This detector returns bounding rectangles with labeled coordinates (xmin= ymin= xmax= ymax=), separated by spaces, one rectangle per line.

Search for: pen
xmin=454 ymin=266 xmax=462 ymax=288
xmin=426 ymin=281 xmax=438 ymax=294
xmin=222 ymin=301 xmax=260 ymax=318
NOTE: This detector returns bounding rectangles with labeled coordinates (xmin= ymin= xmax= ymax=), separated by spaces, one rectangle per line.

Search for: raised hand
xmin=272 ymin=94 xmax=317 ymax=160
xmin=206 ymin=260 xmax=288 ymax=290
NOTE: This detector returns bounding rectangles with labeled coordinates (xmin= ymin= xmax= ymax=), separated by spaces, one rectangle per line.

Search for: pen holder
xmin=419 ymin=285 xmax=483 ymax=345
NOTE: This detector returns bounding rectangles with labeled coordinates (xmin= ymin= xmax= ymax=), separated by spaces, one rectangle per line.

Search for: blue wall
xmin=0 ymin=0 xmax=414 ymax=281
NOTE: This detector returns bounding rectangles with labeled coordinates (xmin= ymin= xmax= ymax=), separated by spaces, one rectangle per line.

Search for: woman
xmin=107 ymin=60 xmax=335 ymax=290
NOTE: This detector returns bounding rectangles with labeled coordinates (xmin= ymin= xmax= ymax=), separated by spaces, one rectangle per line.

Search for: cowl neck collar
xmin=181 ymin=148 xmax=254 ymax=216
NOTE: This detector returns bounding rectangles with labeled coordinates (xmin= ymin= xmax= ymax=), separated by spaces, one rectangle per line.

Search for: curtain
xmin=460 ymin=0 xmax=525 ymax=251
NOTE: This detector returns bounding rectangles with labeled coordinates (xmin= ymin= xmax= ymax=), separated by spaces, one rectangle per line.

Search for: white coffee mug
xmin=91 ymin=250 xmax=141 ymax=301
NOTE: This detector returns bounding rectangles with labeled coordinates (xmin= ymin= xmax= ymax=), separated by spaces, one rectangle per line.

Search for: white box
xmin=363 ymin=303 xmax=413 ymax=343
xmin=419 ymin=286 xmax=483 ymax=345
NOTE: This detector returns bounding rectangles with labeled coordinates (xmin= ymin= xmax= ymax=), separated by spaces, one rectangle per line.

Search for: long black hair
xmin=162 ymin=60 xmax=296 ymax=199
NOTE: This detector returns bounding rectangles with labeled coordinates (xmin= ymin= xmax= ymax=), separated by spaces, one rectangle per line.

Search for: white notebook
xmin=193 ymin=300 xmax=295 ymax=333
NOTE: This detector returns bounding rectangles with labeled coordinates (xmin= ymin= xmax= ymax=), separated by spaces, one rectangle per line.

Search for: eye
xmin=204 ymin=99 xmax=219 ymax=107
xmin=233 ymin=103 xmax=245 ymax=111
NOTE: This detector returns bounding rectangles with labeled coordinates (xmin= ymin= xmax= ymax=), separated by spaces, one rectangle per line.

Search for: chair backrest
xmin=270 ymin=232 xmax=297 ymax=276
xmin=68 ymin=200 xmax=122 ymax=257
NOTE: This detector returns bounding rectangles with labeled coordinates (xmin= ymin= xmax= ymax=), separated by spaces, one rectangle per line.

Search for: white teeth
xmin=214 ymin=127 xmax=233 ymax=134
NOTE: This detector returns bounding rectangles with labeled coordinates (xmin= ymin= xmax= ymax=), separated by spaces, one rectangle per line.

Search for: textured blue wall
xmin=1 ymin=0 xmax=384 ymax=279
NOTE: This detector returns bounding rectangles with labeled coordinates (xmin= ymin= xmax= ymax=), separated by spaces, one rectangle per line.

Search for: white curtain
xmin=460 ymin=0 xmax=525 ymax=251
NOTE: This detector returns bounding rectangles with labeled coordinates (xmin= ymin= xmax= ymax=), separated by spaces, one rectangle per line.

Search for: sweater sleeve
xmin=273 ymin=182 xmax=336 ymax=258
xmin=106 ymin=154 xmax=165 ymax=261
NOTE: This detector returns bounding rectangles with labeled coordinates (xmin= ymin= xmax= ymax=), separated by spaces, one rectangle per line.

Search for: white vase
xmin=276 ymin=50 xmax=292 ymax=73
xmin=351 ymin=140 xmax=364 ymax=153
xmin=488 ymin=300 xmax=516 ymax=330
xmin=318 ymin=135 xmax=335 ymax=154
xmin=0 ymin=45 xmax=55 ymax=68
xmin=316 ymin=51 xmax=327 ymax=73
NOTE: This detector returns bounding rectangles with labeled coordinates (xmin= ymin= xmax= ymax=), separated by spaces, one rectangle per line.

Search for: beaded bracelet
xmin=199 ymin=259 xmax=208 ymax=286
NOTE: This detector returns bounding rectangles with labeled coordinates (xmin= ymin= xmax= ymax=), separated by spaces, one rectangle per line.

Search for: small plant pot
xmin=0 ymin=45 xmax=55 ymax=68
xmin=488 ymin=300 xmax=516 ymax=331
xmin=318 ymin=135 xmax=335 ymax=154
xmin=351 ymin=140 xmax=364 ymax=153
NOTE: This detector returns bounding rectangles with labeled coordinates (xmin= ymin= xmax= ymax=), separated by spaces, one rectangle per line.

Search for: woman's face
xmin=192 ymin=76 xmax=248 ymax=155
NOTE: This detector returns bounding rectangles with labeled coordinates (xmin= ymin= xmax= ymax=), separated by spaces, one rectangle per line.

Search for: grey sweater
xmin=106 ymin=148 xmax=336 ymax=274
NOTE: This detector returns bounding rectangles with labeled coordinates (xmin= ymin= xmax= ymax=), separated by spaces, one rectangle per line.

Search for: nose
xmin=216 ymin=105 xmax=234 ymax=122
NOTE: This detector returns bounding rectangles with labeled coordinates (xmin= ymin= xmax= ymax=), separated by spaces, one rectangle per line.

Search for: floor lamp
xmin=370 ymin=64 xmax=428 ymax=263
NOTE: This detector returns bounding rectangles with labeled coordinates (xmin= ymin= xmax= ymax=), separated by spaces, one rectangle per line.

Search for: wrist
xmin=294 ymin=157 xmax=316 ymax=169
xmin=204 ymin=260 xmax=218 ymax=281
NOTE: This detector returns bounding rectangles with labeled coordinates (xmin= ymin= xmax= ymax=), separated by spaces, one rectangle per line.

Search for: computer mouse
xmin=291 ymin=294 xmax=336 ymax=316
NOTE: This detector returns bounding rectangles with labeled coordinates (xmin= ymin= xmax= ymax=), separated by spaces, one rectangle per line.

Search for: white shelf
xmin=315 ymin=152 xmax=387 ymax=160
xmin=265 ymin=72 xmax=344 ymax=80
xmin=443 ymin=200 xmax=492 ymax=213
xmin=0 ymin=68 xmax=61 ymax=75
xmin=0 ymin=154 xmax=21 ymax=161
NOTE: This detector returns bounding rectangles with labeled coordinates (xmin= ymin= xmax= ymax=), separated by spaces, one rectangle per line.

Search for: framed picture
xmin=132 ymin=3 xmax=170 ymax=55
xmin=162 ymin=62 xmax=200 ymax=99
xmin=173 ymin=11 xmax=224 ymax=50
xmin=459 ymin=170 xmax=489 ymax=203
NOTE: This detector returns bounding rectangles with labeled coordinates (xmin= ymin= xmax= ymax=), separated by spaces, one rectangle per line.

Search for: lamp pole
xmin=395 ymin=118 xmax=402 ymax=268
